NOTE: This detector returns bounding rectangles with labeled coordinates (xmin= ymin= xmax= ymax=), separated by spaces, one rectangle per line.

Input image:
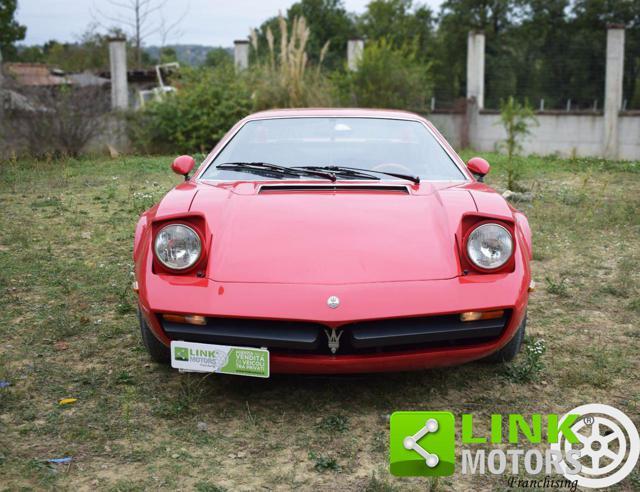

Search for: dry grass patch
xmin=0 ymin=153 xmax=638 ymax=490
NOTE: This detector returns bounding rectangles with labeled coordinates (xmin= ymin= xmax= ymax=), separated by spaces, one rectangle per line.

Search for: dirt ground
xmin=0 ymin=153 xmax=638 ymax=491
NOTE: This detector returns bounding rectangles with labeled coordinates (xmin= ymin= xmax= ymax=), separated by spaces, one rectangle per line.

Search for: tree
xmin=434 ymin=0 xmax=516 ymax=107
xmin=13 ymin=23 xmax=156 ymax=72
xmin=338 ymin=38 xmax=432 ymax=110
xmin=204 ymin=48 xmax=232 ymax=68
xmin=15 ymin=26 xmax=147 ymax=73
xmin=13 ymin=45 xmax=45 ymax=63
xmin=0 ymin=0 xmax=26 ymax=59
xmin=254 ymin=0 xmax=355 ymax=69
xmin=569 ymin=0 xmax=640 ymax=108
xmin=507 ymin=1 xmax=572 ymax=108
xmin=159 ymin=46 xmax=177 ymax=63
xmin=287 ymin=0 xmax=355 ymax=68
xmin=93 ymin=0 xmax=188 ymax=67
xmin=358 ymin=0 xmax=436 ymax=58
xmin=42 ymin=29 xmax=113 ymax=72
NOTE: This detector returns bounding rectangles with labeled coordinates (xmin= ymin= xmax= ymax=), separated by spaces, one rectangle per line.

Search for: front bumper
xmin=137 ymin=254 xmax=530 ymax=373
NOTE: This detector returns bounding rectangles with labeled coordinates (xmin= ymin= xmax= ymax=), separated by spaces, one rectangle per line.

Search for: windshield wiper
xmin=216 ymin=162 xmax=336 ymax=182
xmin=295 ymin=165 xmax=420 ymax=184
xmin=293 ymin=165 xmax=381 ymax=181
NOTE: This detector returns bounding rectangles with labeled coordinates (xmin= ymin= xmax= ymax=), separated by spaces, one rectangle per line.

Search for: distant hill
xmin=144 ymin=45 xmax=233 ymax=66
xmin=12 ymin=42 xmax=233 ymax=70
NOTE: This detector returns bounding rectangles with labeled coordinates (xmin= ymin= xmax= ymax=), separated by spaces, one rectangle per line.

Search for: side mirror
xmin=467 ymin=157 xmax=490 ymax=182
xmin=171 ymin=155 xmax=195 ymax=180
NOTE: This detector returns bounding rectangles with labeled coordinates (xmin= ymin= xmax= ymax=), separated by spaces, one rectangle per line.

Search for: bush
xmin=128 ymin=16 xmax=436 ymax=155
xmin=3 ymin=86 xmax=109 ymax=158
xmin=249 ymin=15 xmax=335 ymax=109
xmin=128 ymin=65 xmax=253 ymax=154
xmin=336 ymin=38 xmax=432 ymax=111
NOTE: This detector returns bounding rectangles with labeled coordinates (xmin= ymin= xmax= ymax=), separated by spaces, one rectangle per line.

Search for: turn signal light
xmin=163 ymin=314 xmax=207 ymax=325
xmin=460 ymin=310 xmax=504 ymax=322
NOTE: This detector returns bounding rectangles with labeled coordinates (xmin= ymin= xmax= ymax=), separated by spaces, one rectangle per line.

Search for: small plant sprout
xmin=504 ymin=337 xmax=546 ymax=383
xmin=498 ymin=97 xmax=538 ymax=191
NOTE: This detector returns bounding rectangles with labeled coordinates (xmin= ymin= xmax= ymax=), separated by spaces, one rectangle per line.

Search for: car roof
xmin=244 ymin=108 xmax=427 ymax=121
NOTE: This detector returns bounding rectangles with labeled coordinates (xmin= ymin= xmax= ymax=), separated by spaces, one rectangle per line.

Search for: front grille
xmin=161 ymin=311 xmax=510 ymax=355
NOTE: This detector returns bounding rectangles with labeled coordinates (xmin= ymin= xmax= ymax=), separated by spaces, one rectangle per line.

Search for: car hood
xmin=189 ymin=182 xmax=476 ymax=284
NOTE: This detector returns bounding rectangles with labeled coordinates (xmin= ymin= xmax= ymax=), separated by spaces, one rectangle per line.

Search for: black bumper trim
xmin=160 ymin=312 xmax=509 ymax=355
xmin=162 ymin=318 xmax=323 ymax=350
xmin=347 ymin=316 xmax=506 ymax=349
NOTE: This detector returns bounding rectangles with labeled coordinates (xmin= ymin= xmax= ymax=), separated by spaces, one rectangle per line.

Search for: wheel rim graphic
xmin=564 ymin=416 xmax=626 ymax=476
xmin=550 ymin=403 xmax=640 ymax=489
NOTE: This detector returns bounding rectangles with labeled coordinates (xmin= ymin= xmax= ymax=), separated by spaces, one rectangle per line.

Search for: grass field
xmin=0 ymin=152 xmax=639 ymax=491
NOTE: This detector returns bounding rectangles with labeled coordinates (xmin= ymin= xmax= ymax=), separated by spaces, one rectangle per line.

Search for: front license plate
xmin=170 ymin=341 xmax=269 ymax=378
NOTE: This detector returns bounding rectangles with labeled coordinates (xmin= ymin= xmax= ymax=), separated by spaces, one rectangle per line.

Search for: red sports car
xmin=134 ymin=109 xmax=532 ymax=376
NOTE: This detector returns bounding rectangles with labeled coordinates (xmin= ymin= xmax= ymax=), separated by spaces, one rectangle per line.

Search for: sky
xmin=15 ymin=0 xmax=443 ymax=47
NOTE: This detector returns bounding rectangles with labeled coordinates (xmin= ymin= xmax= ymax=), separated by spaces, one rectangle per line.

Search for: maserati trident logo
xmin=324 ymin=329 xmax=343 ymax=354
xmin=327 ymin=295 xmax=340 ymax=309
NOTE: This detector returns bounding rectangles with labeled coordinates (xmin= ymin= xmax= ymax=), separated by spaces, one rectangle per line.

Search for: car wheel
xmin=138 ymin=308 xmax=170 ymax=363
xmin=483 ymin=313 xmax=526 ymax=363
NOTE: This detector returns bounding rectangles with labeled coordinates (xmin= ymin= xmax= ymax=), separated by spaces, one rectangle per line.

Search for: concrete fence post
xmin=464 ymin=31 xmax=485 ymax=149
xmin=234 ymin=40 xmax=249 ymax=70
xmin=603 ymin=25 xmax=625 ymax=159
xmin=347 ymin=38 xmax=364 ymax=71
xmin=466 ymin=31 xmax=485 ymax=110
xmin=108 ymin=37 xmax=128 ymax=110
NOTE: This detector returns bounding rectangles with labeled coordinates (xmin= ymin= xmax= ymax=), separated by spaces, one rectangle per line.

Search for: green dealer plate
xmin=170 ymin=340 xmax=269 ymax=378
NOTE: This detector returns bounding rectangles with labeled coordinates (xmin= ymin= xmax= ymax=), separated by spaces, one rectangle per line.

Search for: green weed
xmin=504 ymin=337 xmax=546 ymax=383
xmin=308 ymin=451 xmax=340 ymax=472
xmin=317 ymin=414 xmax=349 ymax=433
xmin=545 ymin=276 xmax=569 ymax=297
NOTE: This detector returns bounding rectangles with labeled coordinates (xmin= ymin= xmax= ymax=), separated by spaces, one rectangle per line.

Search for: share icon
xmin=402 ymin=418 xmax=440 ymax=468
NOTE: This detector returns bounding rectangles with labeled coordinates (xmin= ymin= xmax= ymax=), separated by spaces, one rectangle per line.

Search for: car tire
xmin=138 ymin=308 xmax=170 ymax=363
xmin=483 ymin=313 xmax=526 ymax=363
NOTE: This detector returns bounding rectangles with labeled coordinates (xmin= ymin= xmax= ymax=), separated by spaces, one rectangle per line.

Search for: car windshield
xmin=201 ymin=117 xmax=467 ymax=181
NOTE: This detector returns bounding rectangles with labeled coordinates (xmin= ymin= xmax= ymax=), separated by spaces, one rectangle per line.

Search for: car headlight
xmin=466 ymin=223 xmax=513 ymax=270
xmin=154 ymin=224 xmax=201 ymax=270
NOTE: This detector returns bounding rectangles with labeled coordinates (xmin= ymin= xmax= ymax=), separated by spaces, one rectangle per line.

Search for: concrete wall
xmin=619 ymin=115 xmax=640 ymax=160
xmin=428 ymin=111 xmax=639 ymax=160
xmin=429 ymin=113 xmax=465 ymax=148
xmin=473 ymin=112 xmax=605 ymax=157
